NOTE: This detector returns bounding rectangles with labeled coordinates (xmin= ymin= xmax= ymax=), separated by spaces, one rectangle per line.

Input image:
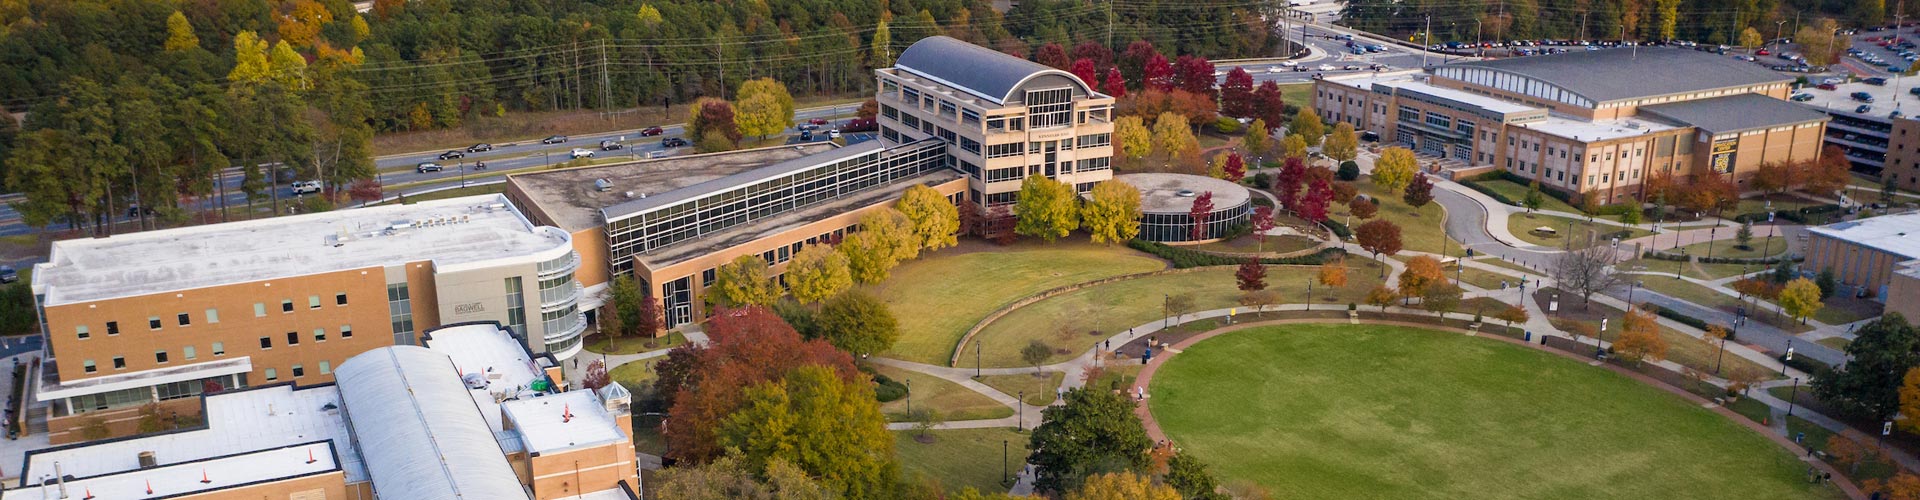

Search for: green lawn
xmin=1735 ymin=194 xmax=1823 ymax=216
xmin=609 ymin=358 xmax=658 ymax=395
xmin=1660 ymin=235 xmax=1788 ymax=261
xmin=1469 ymin=178 xmax=1589 ymax=215
xmin=979 ymin=372 xmax=1065 ymax=407
xmin=866 ymin=240 xmax=1165 ymax=365
xmin=1633 ymin=278 xmax=1814 ymax=333
xmin=872 ymin=365 xmax=1012 ymax=422
xmin=967 ymin=262 xmax=1387 ymax=367
xmin=1507 ymin=212 xmax=1651 ymax=248
xmin=1546 ymin=306 xmax=1778 ymax=381
xmin=1277 ymin=83 xmax=1313 ymax=110
xmin=1619 ymin=257 xmax=1767 ymax=281
xmin=1189 ymin=234 xmax=1320 ymax=256
xmin=1473 ymin=256 xmax=1547 ymax=277
xmin=1336 ymin=176 xmax=1457 ymax=255
xmin=583 ymin=331 xmax=686 ymax=355
xmin=893 ymin=427 xmax=1029 ymax=494
xmin=1815 ymin=337 xmax=1852 ymax=351
xmin=1151 ymin=324 xmax=1843 ymax=500
xmin=1450 ymin=264 xmax=1519 ymax=291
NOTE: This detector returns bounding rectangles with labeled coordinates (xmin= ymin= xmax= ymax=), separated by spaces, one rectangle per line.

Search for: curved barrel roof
xmin=1445 ymin=47 xmax=1789 ymax=103
xmin=336 ymin=346 xmax=531 ymax=500
xmin=894 ymin=36 xmax=1091 ymax=104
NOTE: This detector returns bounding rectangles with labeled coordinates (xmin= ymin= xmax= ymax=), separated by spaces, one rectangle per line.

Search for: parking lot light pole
xmin=1787 ymin=376 xmax=1800 ymax=416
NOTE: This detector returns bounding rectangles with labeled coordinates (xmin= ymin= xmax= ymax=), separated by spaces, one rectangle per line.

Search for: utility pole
xmin=1422 ymin=14 xmax=1433 ymax=68
xmin=1776 ymin=20 xmax=1786 ymax=50
xmin=1106 ymin=1 xmax=1114 ymax=49
xmin=1476 ymin=19 xmax=1485 ymax=58
xmin=600 ymin=39 xmax=612 ymax=121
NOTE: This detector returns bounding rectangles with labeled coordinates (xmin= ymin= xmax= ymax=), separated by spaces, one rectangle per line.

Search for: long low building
xmin=1804 ymin=210 xmax=1920 ymax=300
xmin=7 ymin=322 xmax=639 ymax=500
xmin=29 ymin=194 xmax=587 ymax=444
xmin=1315 ymin=48 xmax=1830 ymax=204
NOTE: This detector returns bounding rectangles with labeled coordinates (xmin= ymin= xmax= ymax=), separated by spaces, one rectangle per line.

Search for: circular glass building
xmin=1115 ymin=173 xmax=1252 ymax=243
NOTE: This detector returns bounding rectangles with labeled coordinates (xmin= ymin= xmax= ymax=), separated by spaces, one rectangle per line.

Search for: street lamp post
xmin=976 ymin=341 xmax=982 ymax=379
xmin=1775 ymin=21 xmax=1786 ymax=51
xmin=1017 ymin=391 xmax=1026 ymax=431
xmin=1787 ymin=376 xmax=1801 ymax=416
xmin=1306 ymin=282 xmax=1313 ymax=311
xmin=1003 ymin=440 xmax=1010 ymax=485
xmin=1627 ymin=280 xmax=1641 ymax=306
xmin=1781 ymin=338 xmax=1794 ymax=375
xmin=1704 ymin=224 xmax=1718 ymax=261
xmin=905 ymin=378 xmax=912 ymax=414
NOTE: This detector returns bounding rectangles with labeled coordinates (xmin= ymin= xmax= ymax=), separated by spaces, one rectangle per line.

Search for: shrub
xmin=1319 ymin=219 xmax=1351 ymax=239
xmin=1127 ymin=239 xmax=1347 ymax=268
xmin=872 ymin=373 xmax=908 ymax=402
xmin=1781 ymin=354 xmax=1832 ymax=379
xmin=1213 ymin=117 xmax=1243 ymax=134
xmin=1336 ymin=161 xmax=1360 ymax=181
xmin=1251 ymin=172 xmax=1273 ymax=189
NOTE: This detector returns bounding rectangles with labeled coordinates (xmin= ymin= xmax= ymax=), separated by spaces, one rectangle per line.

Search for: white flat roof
xmin=33 ymin=194 xmax=569 ymax=306
xmin=20 ymin=384 xmax=368 ymax=486
xmin=37 ymin=356 xmax=251 ymax=401
xmin=1322 ymin=71 xmax=1539 ymax=115
xmin=1797 ymin=80 xmax=1920 ymax=121
xmin=1516 ymin=113 xmax=1680 ymax=142
xmin=502 ymin=390 xmax=626 ymax=455
xmin=1809 ymin=211 xmax=1920 ymax=259
xmin=424 ymin=323 xmax=550 ymax=446
xmin=9 ymin=441 xmax=340 ymax=499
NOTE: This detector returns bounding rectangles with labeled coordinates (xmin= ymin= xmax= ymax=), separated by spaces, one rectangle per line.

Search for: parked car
xmin=662 ymin=137 xmax=690 ymax=148
xmin=828 ymin=130 xmax=842 ymax=139
xmin=1791 ymin=93 xmax=1815 ymax=102
xmin=465 ymin=143 xmax=493 ymax=152
xmin=840 ymin=118 xmax=878 ymax=132
xmin=808 ymin=118 xmax=829 ymax=125
xmin=291 ymin=180 xmax=323 ymax=195
xmin=639 ymin=126 xmax=664 ymax=136
xmin=1910 ymin=86 xmax=1920 ymax=95
xmin=599 ymin=140 xmax=623 ymax=151
xmin=1317 ymin=64 xmax=1336 ymax=71
xmin=1857 ymin=104 xmax=1874 ymax=113
xmin=541 ymin=135 xmax=568 ymax=144
xmin=1867 ymin=77 xmax=1890 ymax=85
xmin=0 ymin=266 xmax=17 ymax=284
xmin=1821 ymin=77 xmax=1845 ymax=85
xmin=800 ymin=130 xmax=815 ymax=141
xmin=416 ymin=162 xmax=443 ymax=173
xmin=569 ymin=148 xmax=594 ymax=159
xmin=438 ymin=150 xmax=465 ymax=160
xmin=1756 ymin=48 xmax=1771 ymax=55
xmin=1817 ymin=83 xmax=1839 ymax=90
xmin=1342 ymin=64 xmax=1362 ymax=70
xmin=1853 ymin=91 xmax=1875 ymax=102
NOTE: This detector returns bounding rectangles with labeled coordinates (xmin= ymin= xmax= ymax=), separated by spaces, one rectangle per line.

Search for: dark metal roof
xmin=1445 ymin=48 xmax=1790 ymax=103
xmin=1638 ymin=93 xmax=1829 ymax=133
xmin=894 ymin=36 xmax=1089 ymax=104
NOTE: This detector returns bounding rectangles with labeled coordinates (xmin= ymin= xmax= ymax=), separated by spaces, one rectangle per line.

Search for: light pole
xmin=1306 ymin=282 xmax=1313 ymax=311
xmin=1003 ymin=440 xmax=1010 ymax=485
xmin=1787 ymin=376 xmax=1801 ymax=416
xmin=1421 ymin=14 xmax=1434 ymax=68
xmin=1627 ymin=280 xmax=1641 ymax=306
xmin=1781 ymin=338 xmax=1794 ymax=375
xmin=905 ymin=378 xmax=912 ymax=414
xmin=1475 ymin=20 xmax=1485 ymax=58
xmin=1704 ymin=223 xmax=1718 ymax=260
xmin=1774 ymin=20 xmax=1786 ymax=52
xmin=1017 ymin=391 xmax=1026 ymax=431
xmin=1163 ymin=294 xmax=1171 ymax=328
xmin=975 ymin=341 xmax=982 ymax=379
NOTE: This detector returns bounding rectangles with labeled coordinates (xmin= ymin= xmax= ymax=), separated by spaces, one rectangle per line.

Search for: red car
xmin=808 ymin=118 xmax=829 ymax=125
xmin=639 ymin=126 xmax=664 ymax=136
xmin=1817 ymin=83 xmax=1839 ymax=90
xmin=1756 ymin=48 xmax=1770 ymax=55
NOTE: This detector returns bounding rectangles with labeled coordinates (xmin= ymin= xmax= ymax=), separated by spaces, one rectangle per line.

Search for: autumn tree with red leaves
xmin=1143 ymin=53 xmax=1175 ymax=92
xmin=661 ymin=306 xmax=861 ymax=463
xmin=1252 ymin=81 xmax=1289 ymax=132
xmin=1250 ymin=205 xmax=1276 ymax=252
xmin=1035 ymin=42 xmax=1071 ymax=69
xmin=1221 ymin=67 xmax=1255 ymax=117
xmin=1276 ymin=157 xmax=1307 ymax=211
xmin=1072 ymin=41 xmax=1114 ymax=67
xmin=1403 ymin=172 xmax=1434 ymax=210
xmin=1300 ymin=177 xmax=1333 ymax=222
xmin=1174 ymin=55 xmax=1217 ymax=99
xmin=1188 ymin=191 xmax=1215 ymax=241
xmin=1102 ymin=67 xmax=1127 ymax=97
xmin=1356 ymin=219 xmax=1404 ymax=260
xmin=1237 ymin=259 xmax=1268 ymax=291
xmin=1070 ymin=58 xmax=1099 ymax=88
xmin=1222 ymin=153 xmax=1246 ymax=182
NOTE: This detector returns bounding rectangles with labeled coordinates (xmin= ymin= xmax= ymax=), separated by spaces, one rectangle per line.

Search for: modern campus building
xmin=1804 ymin=211 xmax=1920 ymax=302
xmin=1116 ymin=174 xmax=1253 ymax=242
xmin=1314 ymin=48 xmax=1830 ymax=204
xmin=1792 ymin=80 xmax=1920 ymax=187
xmin=5 ymin=322 xmax=640 ymax=500
xmin=29 ymin=194 xmax=586 ymax=444
xmin=506 ymin=36 xmax=1114 ymax=328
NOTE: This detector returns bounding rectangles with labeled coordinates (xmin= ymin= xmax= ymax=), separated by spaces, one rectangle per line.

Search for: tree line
xmin=1341 ymin=0 xmax=1903 ymax=47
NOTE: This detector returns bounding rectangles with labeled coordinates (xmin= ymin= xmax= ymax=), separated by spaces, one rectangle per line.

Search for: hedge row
xmin=1127 ymin=239 xmax=1347 ymax=268
xmin=1642 ymin=250 xmax=1800 ymax=265
xmin=1782 ymin=354 xmax=1833 ymax=379
xmin=1644 ymin=305 xmax=1733 ymax=340
xmin=1732 ymin=204 xmax=1842 ymax=224
xmin=1320 ymin=219 xmax=1352 ymax=239
xmin=1461 ymin=179 xmax=1522 ymax=207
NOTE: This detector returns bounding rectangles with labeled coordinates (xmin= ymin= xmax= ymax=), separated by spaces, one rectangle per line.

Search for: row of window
xmin=73 ymin=293 xmax=350 ymax=340
xmin=79 ymin=325 xmax=355 ymax=375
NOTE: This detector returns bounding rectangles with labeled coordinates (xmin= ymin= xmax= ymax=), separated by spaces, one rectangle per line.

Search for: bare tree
xmin=1550 ymin=235 xmax=1626 ymax=310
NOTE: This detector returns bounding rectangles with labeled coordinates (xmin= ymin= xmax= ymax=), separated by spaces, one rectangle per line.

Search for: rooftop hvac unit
xmin=138 ymin=451 xmax=158 ymax=469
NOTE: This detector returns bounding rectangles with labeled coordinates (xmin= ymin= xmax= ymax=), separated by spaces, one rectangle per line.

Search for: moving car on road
xmin=438 ymin=150 xmax=465 ymax=160
xmin=599 ymin=140 xmax=623 ymax=151
xmin=569 ymin=148 xmax=595 ymax=159
xmin=662 ymin=137 xmax=690 ymax=148
xmin=466 ymin=143 xmax=493 ymax=152
xmin=416 ymin=162 xmax=443 ymax=173
xmin=541 ymin=135 xmax=569 ymax=144
xmin=639 ymin=126 xmax=664 ymax=136
xmin=291 ymin=180 xmax=323 ymax=195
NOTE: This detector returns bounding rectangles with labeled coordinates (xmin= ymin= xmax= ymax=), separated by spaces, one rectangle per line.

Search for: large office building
xmin=6 ymin=322 xmax=640 ymax=500
xmin=1315 ymin=48 xmax=1829 ymax=204
xmin=1792 ymin=79 xmax=1920 ymax=188
xmin=29 ymin=194 xmax=586 ymax=444
xmin=507 ymin=36 xmax=1114 ymax=328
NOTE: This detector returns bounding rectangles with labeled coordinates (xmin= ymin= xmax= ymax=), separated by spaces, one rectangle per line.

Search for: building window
xmin=183 ymin=346 xmax=196 ymax=360
xmin=281 ymin=300 xmax=293 ymax=313
xmin=388 ymin=283 xmax=415 ymax=345
xmin=254 ymin=303 xmax=266 ymax=317
xmin=320 ymin=361 xmax=331 ymax=375
xmin=155 ymin=350 xmax=168 ymax=364
xmin=75 ymin=325 xmax=88 ymax=340
xmin=265 ymin=368 xmax=277 ymax=381
xmin=986 ymin=142 xmax=1025 ymax=158
xmin=986 ymin=166 xmax=1025 ymax=182
xmin=259 ymin=337 xmax=272 ymax=350
xmin=341 ymin=325 xmax=353 ymax=339
xmin=106 ymin=321 xmax=118 ymax=336
xmin=205 ymin=308 xmax=219 ymax=324
xmin=1026 ymin=88 xmax=1073 ymax=128
xmin=308 ymin=295 xmax=321 ymax=309
xmin=702 ymin=268 xmax=717 ymax=286
xmin=1078 ymin=133 xmax=1111 ymax=148
xmin=148 ymin=316 xmax=161 ymax=330
xmin=336 ymin=293 xmax=348 ymax=306
xmin=504 ymin=277 xmax=526 ymax=335
xmin=213 ymin=342 xmax=225 ymax=356
xmin=286 ymin=331 xmax=299 ymax=346
xmin=112 ymin=356 xmax=125 ymax=370
xmin=83 ymin=360 xmax=95 ymax=373
xmin=177 ymin=313 xmax=190 ymax=327
xmin=291 ymin=365 xmax=304 ymax=378
xmin=314 ymin=328 xmax=326 ymax=342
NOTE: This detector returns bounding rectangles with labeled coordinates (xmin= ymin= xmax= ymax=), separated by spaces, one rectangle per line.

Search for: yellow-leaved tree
xmin=1613 ymin=306 xmax=1668 ymax=364
xmin=785 ymin=244 xmax=852 ymax=304
xmin=1114 ymin=115 xmax=1153 ymax=165
xmin=1372 ymin=147 xmax=1419 ymax=194
xmin=1082 ymin=180 xmax=1143 ymax=244
xmin=894 ymin=184 xmax=959 ymax=252
xmin=1778 ymin=277 xmax=1824 ymax=324
xmin=163 ymin=11 xmax=199 ymax=53
xmin=713 ymin=255 xmax=780 ymax=307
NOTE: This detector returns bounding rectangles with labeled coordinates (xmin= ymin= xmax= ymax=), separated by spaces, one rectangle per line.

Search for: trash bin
xmin=1523 ymin=331 xmax=1532 ymax=343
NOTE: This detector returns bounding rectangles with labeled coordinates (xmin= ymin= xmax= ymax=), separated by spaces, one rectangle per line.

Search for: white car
xmin=1822 ymin=77 xmax=1844 ymax=85
xmin=828 ymin=130 xmax=842 ymax=139
xmin=569 ymin=148 xmax=595 ymax=159
xmin=1268 ymin=66 xmax=1283 ymax=73
xmin=1317 ymin=64 xmax=1336 ymax=71
xmin=290 ymin=181 xmax=322 ymax=195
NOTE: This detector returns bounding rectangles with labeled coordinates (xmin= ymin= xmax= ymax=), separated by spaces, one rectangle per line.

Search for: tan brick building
xmin=1803 ymin=211 xmax=1920 ymax=300
xmin=30 ymin=195 xmax=585 ymax=443
xmin=1315 ymin=48 xmax=1829 ymax=204
xmin=7 ymin=323 xmax=640 ymax=500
